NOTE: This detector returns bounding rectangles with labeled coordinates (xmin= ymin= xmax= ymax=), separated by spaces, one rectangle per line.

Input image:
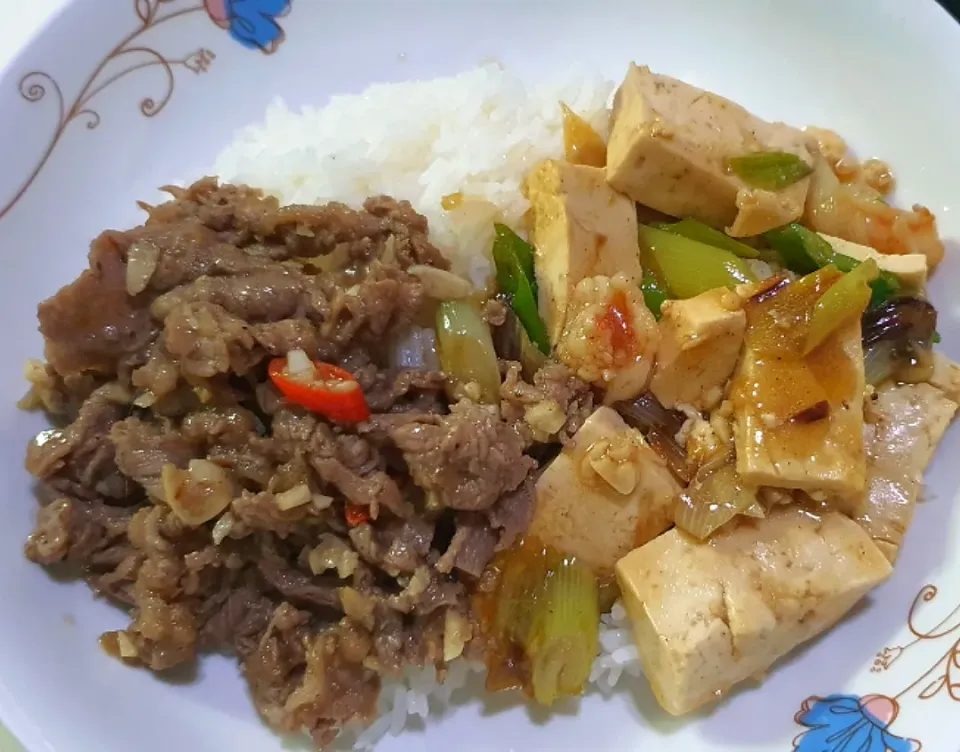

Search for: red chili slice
xmin=268 ymin=358 xmax=371 ymax=423
xmin=344 ymin=504 xmax=370 ymax=527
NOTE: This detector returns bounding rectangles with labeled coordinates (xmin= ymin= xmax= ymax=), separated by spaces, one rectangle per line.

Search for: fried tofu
xmin=615 ymin=506 xmax=891 ymax=716
xmin=525 ymin=160 xmax=642 ymax=343
xmin=731 ymin=271 xmax=867 ymax=495
xmin=529 ymin=407 xmax=680 ymax=573
xmin=821 ymin=233 xmax=928 ymax=291
xmin=650 ymin=288 xmax=746 ymax=410
xmin=606 ymin=64 xmax=812 ymax=237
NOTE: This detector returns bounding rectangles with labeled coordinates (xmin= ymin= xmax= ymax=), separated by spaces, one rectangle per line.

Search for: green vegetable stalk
xmin=492 ymin=224 xmax=550 ymax=354
xmin=526 ymin=556 xmax=600 ymax=705
xmin=640 ymin=268 xmax=670 ymax=320
xmin=638 ymin=224 xmax=756 ymax=299
xmin=657 ymin=218 xmax=760 ymax=259
xmin=764 ymin=223 xmax=900 ymax=307
xmin=805 ymin=259 xmax=878 ymax=355
xmin=436 ymin=300 xmax=502 ymax=404
xmin=727 ymin=151 xmax=813 ymax=191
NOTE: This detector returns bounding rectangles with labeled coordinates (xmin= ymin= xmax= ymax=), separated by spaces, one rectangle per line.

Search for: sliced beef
xmin=389 ymin=401 xmax=535 ymax=511
xmin=152 ymin=269 xmax=308 ymax=323
xmin=25 ymin=383 xmax=128 ymax=500
xmin=488 ymin=478 xmax=536 ymax=551
xmin=162 ymin=301 xmax=262 ymax=378
xmin=38 ymin=233 xmax=156 ymax=376
xmin=110 ymin=417 xmax=199 ymax=499
xmin=308 ymin=424 xmax=409 ymax=519
xmin=23 ymin=179 xmax=545 ymax=750
xmin=379 ymin=517 xmax=435 ymax=573
xmin=180 ymin=406 xmax=259 ymax=447
xmin=199 ymin=583 xmax=276 ymax=657
xmin=450 ymin=513 xmax=499 ymax=578
xmin=316 ymin=262 xmax=424 ymax=349
xmin=256 ymin=537 xmax=342 ymax=612
xmin=24 ymin=496 xmax=133 ymax=565
xmin=501 ymin=360 xmax=595 ymax=442
xmin=251 ymin=318 xmax=327 ymax=359
xmin=363 ymin=369 xmax=447 ymax=413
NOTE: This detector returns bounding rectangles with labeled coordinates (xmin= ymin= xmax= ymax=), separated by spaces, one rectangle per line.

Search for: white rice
xmin=214 ymin=63 xmax=613 ymax=287
xmin=329 ymin=603 xmax=639 ymax=751
xmin=214 ymin=65 xmax=641 ymax=750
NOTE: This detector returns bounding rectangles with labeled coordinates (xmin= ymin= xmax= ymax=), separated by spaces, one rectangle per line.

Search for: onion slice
xmin=674 ymin=461 xmax=758 ymax=539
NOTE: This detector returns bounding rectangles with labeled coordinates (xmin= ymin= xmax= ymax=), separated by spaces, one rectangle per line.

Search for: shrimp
xmin=804 ymin=158 xmax=944 ymax=267
xmin=556 ymin=273 xmax=659 ymax=404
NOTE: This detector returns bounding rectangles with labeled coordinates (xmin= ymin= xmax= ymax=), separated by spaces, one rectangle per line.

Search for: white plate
xmin=1 ymin=1 xmax=959 ymax=750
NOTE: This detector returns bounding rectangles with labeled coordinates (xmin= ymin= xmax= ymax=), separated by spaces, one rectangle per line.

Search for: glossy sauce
xmin=473 ymin=536 xmax=554 ymax=695
xmin=441 ymin=192 xmax=464 ymax=210
xmin=597 ymin=288 xmax=635 ymax=356
xmin=561 ymin=103 xmax=607 ymax=168
xmin=732 ymin=267 xmax=862 ymax=458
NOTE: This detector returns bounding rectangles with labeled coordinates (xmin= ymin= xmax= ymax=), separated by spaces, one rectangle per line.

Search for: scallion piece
xmin=527 ymin=556 xmax=600 ymax=705
xmin=659 ymin=218 xmax=760 ymax=258
xmin=436 ymin=300 xmax=502 ymax=404
xmin=728 ymin=151 xmax=813 ymax=191
xmin=492 ymin=224 xmax=550 ymax=354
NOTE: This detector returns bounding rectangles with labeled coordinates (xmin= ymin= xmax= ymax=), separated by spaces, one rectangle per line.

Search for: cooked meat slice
xmin=379 ymin=518 xmax=435 ymax=573
xmin=180 ymin=406 xmax=259 ymax=446
xmin=390 ymin=401 xmax=535 ymax=511
xmin=25 ymin=383 xmax=129 ymax=500
xmin=500 ymin=361 xmax=594 ymax=442
xmin=450 ymin=513 xmax=498 ymax=578
xmin=363 ymin=369 xmax=447 ymax=413
xmin=25 ymin=496 xmax=133 ymax=565
xmin=162 ymin=301 xmax=262 ymax=378
xmin=110 ymin=417 xmax=199 ymax=499
xmin=198 ymin=583 xmax=276 ymax=657
xmin=152 ymin=269 xmax=308 ymax=322
xmin=319 ymin=262 xmax=424 ymax=348
xmin=38 ymin=233 xmax=156 ymax=376
xmin=256 ymin=537 xmax=342 ymax=612
xmin=363 ymin=195 xmax=450 ymax=269
xmin=250 ymin=318 xmax=326 ymax=359
xmin=488 ymin=478 xmax=535 ymax=551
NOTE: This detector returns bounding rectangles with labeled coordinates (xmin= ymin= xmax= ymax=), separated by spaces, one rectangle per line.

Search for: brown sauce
xmin=733 ymin=267 xmax=862 ymax=458
xmin=561 ymin=103 xmax=607 ymax=168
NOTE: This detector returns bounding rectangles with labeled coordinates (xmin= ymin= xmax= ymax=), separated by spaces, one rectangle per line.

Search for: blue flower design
xmin=205 ymin=0 xmax=291 ymax=53
xmin=793 ymin=694 xmax=922 ymax=752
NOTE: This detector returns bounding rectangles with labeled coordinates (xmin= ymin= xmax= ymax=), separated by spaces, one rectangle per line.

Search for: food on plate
xmin=17 ymin=61 xmax=956 ymax=749
xmin=615 ymin=506 xmax=892 ymax=715
xmin=525 ymin=159 xmax=642 ymax=343
xmin=606 ymin=64 xmax=814 ymax=237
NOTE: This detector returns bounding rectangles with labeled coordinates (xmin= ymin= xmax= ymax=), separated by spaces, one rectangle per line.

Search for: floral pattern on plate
xmin=0 ymin=0 xmax=292 ymax=222
xmin=794 ymin=581 xmax=960 ymax=750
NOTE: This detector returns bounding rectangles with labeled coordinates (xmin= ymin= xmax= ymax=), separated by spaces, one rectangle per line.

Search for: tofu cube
xmin=615 ymin=507 xmax=891 ymax=716
xmin=529 ymin=406 xmax=680 ymax=572
xmin=820 ymin=233 xmax=928 ymax=291
xmin=525 ymin=160 xmax=642 ymax=343
xmin=731 ymin=273 xmax=867 ymax=495
xmin=650 ymin=288 xmax=746 ymax=410
xmin=606 ymin=64 xmax=812 ymax=237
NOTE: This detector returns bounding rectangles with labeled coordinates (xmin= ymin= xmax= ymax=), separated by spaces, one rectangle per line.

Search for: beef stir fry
xmin=22 ymin=179 xmax=593 ymax=746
